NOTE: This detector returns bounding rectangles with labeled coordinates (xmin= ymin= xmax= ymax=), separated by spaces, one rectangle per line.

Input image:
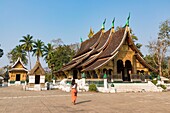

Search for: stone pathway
xmin=0 ymin=86 xmax=170 ymax=113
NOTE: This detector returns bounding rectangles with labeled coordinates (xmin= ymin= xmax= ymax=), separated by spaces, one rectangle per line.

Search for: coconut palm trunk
xmin=28 ymin=51 xmax=32 ymax=69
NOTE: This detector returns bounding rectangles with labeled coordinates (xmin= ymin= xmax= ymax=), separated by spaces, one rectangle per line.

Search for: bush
xmin=152 ymin=80 xmax=157 ymax=85
xmin=89 ymin=84 xmax=97 ymax=92
xmin=111 ymin=83 xmax=114 ymax=87
xmin=160 ymin=84 xmax=166 ymax=90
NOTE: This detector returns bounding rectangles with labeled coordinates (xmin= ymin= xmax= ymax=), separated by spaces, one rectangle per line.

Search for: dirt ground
xmin=0 ymin=86 xmax=170 ymax=113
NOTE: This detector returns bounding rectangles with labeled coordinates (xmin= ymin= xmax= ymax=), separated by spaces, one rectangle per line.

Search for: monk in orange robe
xmin=71 ymin=79 xmax=77 ymax=105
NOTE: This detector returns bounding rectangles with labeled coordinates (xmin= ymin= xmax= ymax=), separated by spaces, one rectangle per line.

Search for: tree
xmin=51 ymin=38 xmax=64 ymax=49
xmin=147 ymin=20 xmax=170 ymax=76
xmin=43 ymin=43 xmax=54 ymax=65
xmin=7 ymin=45 xmax=28 ymax=65
xmin=0 ymin=44 xmax=3 ymax=58
xmin=32 ymin=39 xmax=44 ymax=61
xmin=20 ymin=34 xmax=34 ymax=69
xmin=68 ymin=43 xmax=80 ymax=53
xmin=48 ymin=45 xmax=76 ymax=72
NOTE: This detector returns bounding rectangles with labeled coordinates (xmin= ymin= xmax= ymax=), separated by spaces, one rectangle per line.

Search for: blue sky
xmin=0 ymin=0 xmax=170 ymax=68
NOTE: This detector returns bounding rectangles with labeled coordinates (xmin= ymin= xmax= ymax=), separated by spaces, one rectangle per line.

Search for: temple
xmin=8 ymin=57 xmax=28 ymax=85
xmin=27 ymin=61 xmax=46 ymax=90
xmin=58 ymin=18 xmax=157 ymax=82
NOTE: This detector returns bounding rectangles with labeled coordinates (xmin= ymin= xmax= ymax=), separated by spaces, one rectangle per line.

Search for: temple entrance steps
xmin=111 ymin=81 xmax=163 ymax=92
xmin=34 ymin=84 xmax=41 ymax=91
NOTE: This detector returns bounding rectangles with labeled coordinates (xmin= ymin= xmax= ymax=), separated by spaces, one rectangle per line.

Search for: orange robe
xmin=71 ymin=88 xmax=77 ymax=103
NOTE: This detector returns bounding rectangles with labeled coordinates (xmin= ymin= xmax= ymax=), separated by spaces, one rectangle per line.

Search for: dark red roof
xmin=74 ymin=30 xmax=102 ymax=58
xmin=59 ymin=26 xmax=156 ymax=73
xmin=91 ymin=29 xmax=111 ymax=55
xmin=83 ymin=58 xmax=109 ymax=71
xmin=98 ymin=28 xmax=125 ymax=58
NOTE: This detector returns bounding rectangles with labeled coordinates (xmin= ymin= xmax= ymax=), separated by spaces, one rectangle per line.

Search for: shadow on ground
xmin=76 ymin=100 xmax=92 ymax=105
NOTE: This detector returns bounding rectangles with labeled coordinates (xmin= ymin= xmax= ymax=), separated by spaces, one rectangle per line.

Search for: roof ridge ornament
xmin=80 ymin=37 xmax=83 ymax=43
xmin=112 ymin=18 xmax=115 ymax=32
xmin=112 ymin=18 xmax=115 ymax=28
xmin=123 ymin=13 xmax=130 ymax=28
xmin=88 ymin=27 xmax=94 ymax=38
xmin=101 ymin=18 xmax=106 ymax=30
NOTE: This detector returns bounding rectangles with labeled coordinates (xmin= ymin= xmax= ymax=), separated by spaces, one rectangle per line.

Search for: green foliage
xmin=160 ymin=84 xmax=166 ymax=90
xmin=158 ymin=20 xmax=170 ymax=40
xmin=111 ymin=83 xmax=114 ymax=87
xmin=89 ymin=84 xmax=97 ymax=92
xmin=146 ymin=20 xmax=170 ymax=76
xmin=0 ymin=48 xmax=3 ymax=58
xmin=136 ymin=43 xmax=142 ymax=49
xmin=45 ymin=72 xmax=52 ymax=82
xmin=152 ymin=80 xmax=157 ymax=85
xmin=20 ymin=34 xmax=34 ymax=52
xmin=20 ymin=34 xmax=34 ymax=69
xmin=43 ymin=43 xmax=54 ymax=64
xmin=7 ymin=45 xmax=28 ymax=65
xmin=144 ymin=55 xmax=157 ymax=69
xmin=46 ymin=44 xmax=76 ymax=72
xmin=32 ymin=39 xmax=44 ymax=61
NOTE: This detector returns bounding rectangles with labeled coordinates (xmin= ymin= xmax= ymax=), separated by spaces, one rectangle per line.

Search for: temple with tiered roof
xmin=58 ymin=17 xmax=157 ymax=82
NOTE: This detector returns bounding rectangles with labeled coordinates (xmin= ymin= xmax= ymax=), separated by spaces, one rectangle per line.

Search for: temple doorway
xmin=35 ymin=75 xmax=40 ymax=84
xmin=16 ymin=74 xmax=20 ymax=81
xmin=124 ymin=60 xmax=132 ymax=81
xmin=117 ymin=60 xmax=124 ymax=80
xmin=117 ymin=60 xmax=132 ymax=81
xmin=73 ymin=70 xmax=78 ymax=79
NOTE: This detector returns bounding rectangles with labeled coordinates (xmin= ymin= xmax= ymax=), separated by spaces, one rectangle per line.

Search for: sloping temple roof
xmin=28 ymin=61 xmax=45 ymax=75
xmin=9 ymin=57 xmax=28 ymax=72
xmin=59 ymin=25 xmax=156 ymax=73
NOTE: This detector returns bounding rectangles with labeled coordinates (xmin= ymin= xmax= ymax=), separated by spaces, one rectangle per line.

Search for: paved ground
xmin=0 ymin=86 xmax=170 ymax=113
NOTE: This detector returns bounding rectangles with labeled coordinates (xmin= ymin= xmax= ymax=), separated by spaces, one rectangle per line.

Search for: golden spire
xmin=88 ymin=27 xmax=94 ymax=38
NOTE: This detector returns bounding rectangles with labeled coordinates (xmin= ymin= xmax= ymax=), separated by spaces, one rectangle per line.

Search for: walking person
xmin=71 ymin=79 xmax=77 ymax=105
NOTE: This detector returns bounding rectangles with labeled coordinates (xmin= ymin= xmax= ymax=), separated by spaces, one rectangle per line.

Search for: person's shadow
xmin=76 ymin=100 xmax=91 ymax=105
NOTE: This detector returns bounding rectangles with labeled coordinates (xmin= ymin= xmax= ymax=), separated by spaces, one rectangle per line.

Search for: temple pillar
xmin=90 ymin=71 xmax=94 ymax=79
xmin=64 ymin=71 xmax=71 ymax=79
xmin=95 ymin=69 xmax=101 ymax=79
xmin=113 ymin=59 xmax=117 ymax=75
xmin=77 ymin=70 xmax=81 ymax=79
xmin=132 ymin=55 xmax=137 ymax=74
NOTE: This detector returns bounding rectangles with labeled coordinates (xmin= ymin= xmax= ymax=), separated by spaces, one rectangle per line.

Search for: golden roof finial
xmin=88 ymin=27 xmax=94 ymax=38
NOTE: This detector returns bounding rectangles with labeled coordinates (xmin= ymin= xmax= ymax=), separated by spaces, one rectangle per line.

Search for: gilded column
xmin=133 ymin=55 xmax=137 ymax=74
xmin=113 ymin=59 xmax=117 ymax=75
xmin=95 ymin=69 xmax=101 ymax=79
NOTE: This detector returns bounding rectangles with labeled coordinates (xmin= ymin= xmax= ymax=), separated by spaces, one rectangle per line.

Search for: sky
xmin=0 ymin=0 xmax=170 ymax=68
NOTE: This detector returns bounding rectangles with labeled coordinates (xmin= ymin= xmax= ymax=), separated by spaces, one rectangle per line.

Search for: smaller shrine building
xmin=8 ymin=57 xmax=28 ymax=85
xmin=27 ymin=61 xmax=46 ymax=90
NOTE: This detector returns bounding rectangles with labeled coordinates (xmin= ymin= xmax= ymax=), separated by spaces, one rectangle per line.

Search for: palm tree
xmin=0 ymin=44 xmax=3 ymax=58
xmin=19 ymin=34 xmax=34 ymax=69
xmin=7 ymin=45 xmax=28 ymax=65
xmin=32 ymin=39 xmax=44 ymax=61
xmin=43 ymin=43 xmax=54 ymax=66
